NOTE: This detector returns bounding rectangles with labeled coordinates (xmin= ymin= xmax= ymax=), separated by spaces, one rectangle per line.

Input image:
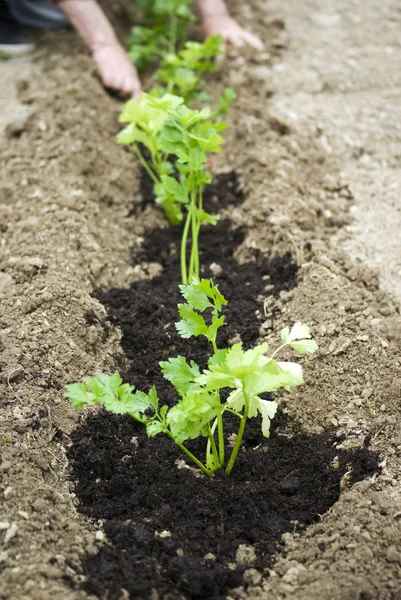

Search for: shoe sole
xmin=0 ymin=42 xmax=35 ymax=57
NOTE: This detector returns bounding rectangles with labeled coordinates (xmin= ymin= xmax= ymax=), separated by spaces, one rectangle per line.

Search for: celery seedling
xmin=66 ymin=279 xmax=318 ymax=477
xmin=127 ymin=0 xmax=195 ymax=70
xmin=154 ymin=35 xmax=224 ymax=104
xmin=117 ymin=93 xmax=226 ymax=281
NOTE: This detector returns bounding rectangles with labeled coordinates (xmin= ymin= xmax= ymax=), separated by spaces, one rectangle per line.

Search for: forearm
xmin=195 ymin=0 xmax=229 ymax=18
xmin=58 ymin=0 xmax=119 ymax=51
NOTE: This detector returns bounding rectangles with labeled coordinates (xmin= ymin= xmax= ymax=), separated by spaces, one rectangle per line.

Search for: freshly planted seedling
xmin=154 ymin=35 xmax=224 ymax=104
xmin=127 ymin=0 xmax=195 ymax=70
xmin=117 ymin=93 xmax=227 ymax=281
xmin=66 ymin=278 xmax=318 ymax=477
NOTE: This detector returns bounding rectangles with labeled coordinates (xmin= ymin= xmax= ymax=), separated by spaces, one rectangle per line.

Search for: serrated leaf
xmin=65 ymin=382 xmax=95 ymax=409
xmin=179 ymin=278 xmax=227 ymax=312
xmin=280 ymin=326 xmax=289 ymax=343
xmin=276 ymin=361 xmax=304 ymax=388
xmin=289 ymin=339 xmax=319 ymax=355
xmin=98 ymin=372 xmax=123 ymax=396
xmin=178 ymin=280 xmax=213 ymax=311
xmin=160 ymin=175 xmax=188 ymax=204
xmin=288 ymin=322 xmax=312 ymax=342
xmin=160 ymin=356 xmax=201 ymax=395
xmin=146 ymin=419 xmax=165 ymax=438
xmin=208 ymin=349 xmax=229 ymax=368
xmin=175 ymin=304 xmax=208 ymax=338
xmin=147 ymin=386 xmax=159 ymax=410
xmin=166 ymin=391 xmax=220 ymax=443
xmin=207 ymin=314 xmax=225 ymax=342
xmin=198 ymin=210 xmax=219 ymax=226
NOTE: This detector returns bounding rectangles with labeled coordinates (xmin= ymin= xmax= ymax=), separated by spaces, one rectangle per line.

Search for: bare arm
xmin=59 ymin=0 xmax=141 ymax=97
xmin=195 ymin=0 xmax=263 ymax=49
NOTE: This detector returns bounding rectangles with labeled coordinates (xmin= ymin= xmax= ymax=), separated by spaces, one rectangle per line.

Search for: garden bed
xmin=1 ymin=1 xmax=401 ymax=599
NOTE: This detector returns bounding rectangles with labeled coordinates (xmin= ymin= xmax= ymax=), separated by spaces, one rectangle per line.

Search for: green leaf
xmin=175 ymin=304 xmax=208 ymax=338
xmin=276 ymin=361 xmax=304 ymax=388
xmin=65 ymin=372 xmax=155 ymax=420
xmin=166 ymin=391 xmax=220 ymax=443
xmin=188 ymin=147 xmax=206 ymax=170
xmin=65 ymin=382 xmax=95 ymax=409
xmin=289 ymin=339 xmax=319 ymax=355
xmin=287 ymin=322 xmax=312 ymax=342
xmin=280 ymin=323 xmax=318 ymax=354
xmin=197 ymin=209 xmax=219 ymax=226
xmin=160 ymin=175 xmax=188 ymax=204
xmin=207 ymin=314 xmax=225 ymax=342
xmin=280 ymin=326 xmax=290 ymax=343
xmin=257 ymin=399 xmax=278 ymax=437
xmin=160 ymin=356 xmax=201 ymax=395
xmin=208 ymin=349 xmax=229 ymax=368
xmin=97 ymin=372 xmax=123 ymax=395
xmin=146 ymin=419 xmax=165 ymax=438
xmin=179 ymin=278 xmax=227 ymax=312
xmin=147 ymin=386 xmax=159 ymax=410
xmin=225 ymin=342 xmax=269 ymax=377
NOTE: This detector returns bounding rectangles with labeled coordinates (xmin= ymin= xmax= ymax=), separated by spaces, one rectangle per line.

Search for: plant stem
xmin=165 ymin=430 xmax=213 ymax=477
xmin=188 ymin=189 xmax=198 ymax=280
xmin=217 ymin=412 xmax=225 ymax=466
xmin=180 ymin=209 xmax=192 ymax=284
xmin=208 ymin=425 xmax=220 ymax=467
xmin=133 ymin=146 xmax=158 ymax=185
xmin=225 ymin=392 xmax=249 ymax=475
xmin=269 ymin=342 xmax=288 ymax=361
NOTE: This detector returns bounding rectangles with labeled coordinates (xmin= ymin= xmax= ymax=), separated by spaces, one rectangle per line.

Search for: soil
xmin=1 ymin=1 xmax=401 ymax=600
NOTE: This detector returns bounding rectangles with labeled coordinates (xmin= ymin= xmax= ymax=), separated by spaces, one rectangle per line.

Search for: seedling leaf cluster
xmin=66 ymin=3 xmax=319 ymax=478
xmin=66 ymin=280 xmax=318 ymax=477
xmin=117 ymin=93 xmax=226 ymax=282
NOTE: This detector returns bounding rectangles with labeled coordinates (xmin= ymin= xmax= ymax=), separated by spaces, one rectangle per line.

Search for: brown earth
xmin=0 ymin=0 xmax=401 ymax=599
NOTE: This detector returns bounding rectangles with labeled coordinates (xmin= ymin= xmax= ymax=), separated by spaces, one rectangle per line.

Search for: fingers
xmin=103 ymin=74 xmax=141 ymax=98
xmin=222 ymin=28 xmax=264 ymax=50
xmin=93 ymin=44 xmax=142 ymax=98
xmin=241 ymin=30 xmax=264 ymax=50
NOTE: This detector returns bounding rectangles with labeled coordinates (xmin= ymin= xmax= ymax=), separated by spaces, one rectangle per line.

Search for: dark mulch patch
xmin=68 ymin=412 xmax=379 ymax=600
xmin=68 ymin=171 xmax=379 ymax=599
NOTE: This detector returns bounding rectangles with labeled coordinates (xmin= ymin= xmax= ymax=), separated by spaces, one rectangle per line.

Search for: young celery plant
xmin=126 ymin=0 xmax=195 ymax=70
xmin=117 ymin=93 xmax=227 ymax=280
xmin=153 ymin=35 xmax=223 ymax=104
xmin=66 ymin=278 xmax=318 ymax=477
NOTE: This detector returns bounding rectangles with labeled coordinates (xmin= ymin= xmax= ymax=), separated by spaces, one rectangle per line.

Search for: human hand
xmin=202 ymin=15 xmax=264 ymax=49
xmin=92 ymin=42 xmax=141 ymax=98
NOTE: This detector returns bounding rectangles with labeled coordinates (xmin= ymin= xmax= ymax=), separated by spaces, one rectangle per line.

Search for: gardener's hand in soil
xmin=196 ymin=0 xmax=264 ymax=49
xmin=92 ymin=43 xmax=141 ymax=98
xmin=59 ymin=0 xmax=141 ymax=98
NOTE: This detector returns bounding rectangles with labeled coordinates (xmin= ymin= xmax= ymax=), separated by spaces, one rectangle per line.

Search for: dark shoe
xmin=0 ymin=1 xmax=35 ymax=57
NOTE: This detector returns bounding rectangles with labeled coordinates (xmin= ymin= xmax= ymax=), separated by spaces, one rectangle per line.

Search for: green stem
xmin=188 ymin=191 xmax=197 ymax=280
xmin=270 ymin=342 xmax=288 ymax=361
xmin=180 ymin=209 xmax=192 ymax=284
xmin=208 ymin=425 xmax=220 ymax=467
xmin=165 ymin=430 xmax=213 ymax=477
xmin=217 ymin=412 xmax=225 ymax=466
xmin=133 ymin=146 xmax=158 ymax=185
xmin=225 ymin=392 xmax=249 ymax=475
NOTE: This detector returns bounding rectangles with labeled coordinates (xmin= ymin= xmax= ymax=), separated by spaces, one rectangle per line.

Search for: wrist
xmin=90 ymin=36 xmax=120 ymax=53
xmin=196 ymin=0 xmax=229 ymax=19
